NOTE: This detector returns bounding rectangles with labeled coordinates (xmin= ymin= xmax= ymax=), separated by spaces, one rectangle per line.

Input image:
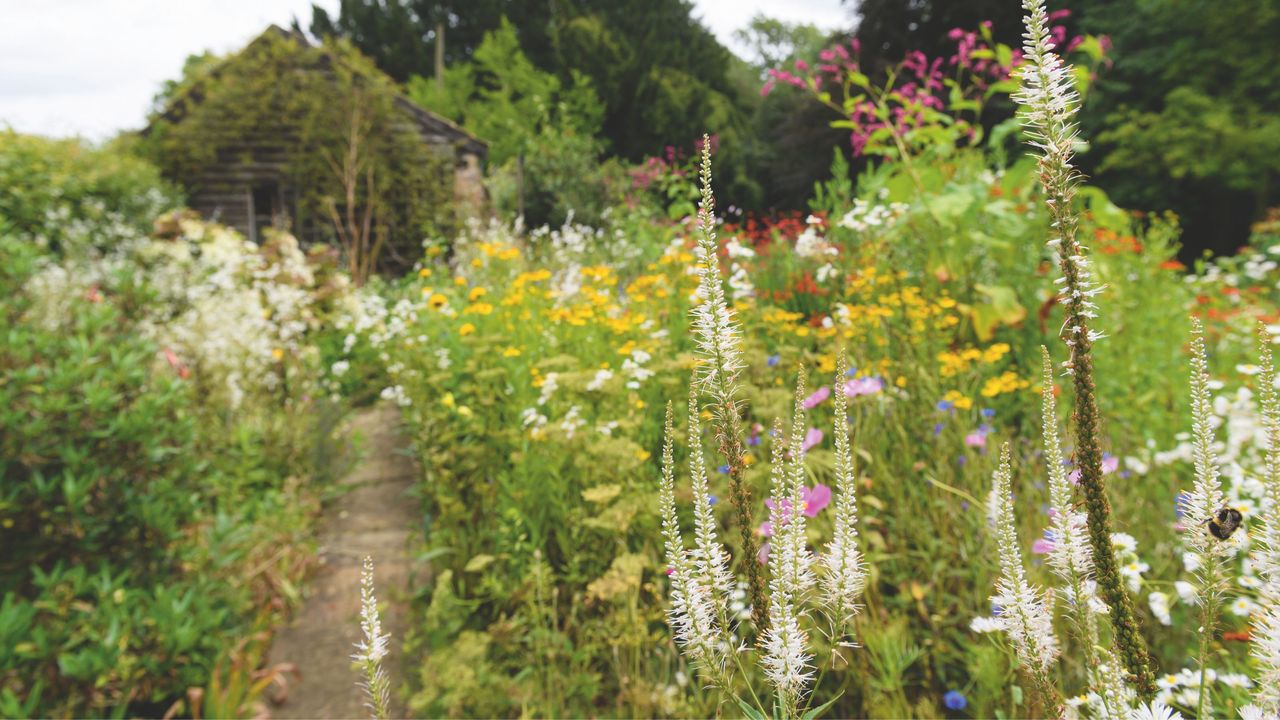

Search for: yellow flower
xmin=457 ymin=405 xmax=473 ymax=418
xmin=635 ymin=449 xmax=651 ymax=462
xmin=271 ymin=348 xmax=285 ymax=361
xmin=982 ymin=343 xmax=1011 ymax=363
xmin=632 ymin=398 xmax=647 ymax=410
xmin=421 ymin=285 xmax=435 ymax=296
xmin=470 ymin=257 xmax=483 ymax=268
xmin=427 ymin=246 xmax=444 ymax=257
xmin=816 ymin=354 xmax=836 ymax=374
xmin=618 ymin=340 xmax=636 ymax=356
xmin=454 ymin=276 xmax=468 ymax=286
xmin=459 ymin=323 xmax=476 ymax=336
xmin=442 ymin=392 xmax=456 ymax=408
xmin=463 ymin=302 xmax=494 ymax=316
xmin=469 ymin=286 xmax=488 ymax=302
xmin=795 ymin=326 xmax=810 ymax=337
xmin=943 ymin=390 xmax=973 ymax=410
xmin=428 ymin=293 xmax=447 ymax=309
xmin=419 ymin=267 xmax=433 ymax=278
xmin=503 ymin=346 xmax=522 ymax=358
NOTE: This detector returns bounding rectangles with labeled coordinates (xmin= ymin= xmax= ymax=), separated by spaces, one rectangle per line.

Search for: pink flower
xmin=757 ymin=542 xmax=771 ymax=565
xmin=758 ymin=520 xmax=774 ymax=538
xmin=1032 ymin=538 xmax=1055 ymax=554
xmin=1069 ymin=469 xmax=1081 ymax=484
xmin=964 ymin=431 xmax=987 ymax=449
xmin=844 ymin=376 xmax=884 ymax=397
xmin=801 ymin=484 xmax=832 ymax=517
xmin=1102 ymin=454 xmax=1120 ymax=474
xmin=803 ymin=386 xmax=831 ymax=409
xmin=802 ymin=427 xmax=824 ymax=453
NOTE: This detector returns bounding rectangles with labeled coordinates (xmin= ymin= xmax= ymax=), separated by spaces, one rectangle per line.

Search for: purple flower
xmin=757 ymin=541 xmax=771 ymax=565
xmin=933 ymin=422 xmax=944 ymax=436
xmin=944 ymin=691 xmax=967 ymax=711
xmin=801 ymin=484 xmax=832 ymax=517
xmin=803 ymin=385 xmax=831 ymax=409
xmin=1032 ymin=538 xmax=1055 ymax=554
xmin=802 ymin=427 xmax=824 ymax=452
xmin=845 ymin=376 xmax=884 ymax=397
xmin=1068 ymin=469 xmax=1081 ymax=484
xmin=1102 ymin=453 xmax=1119 ymax=474
xmin=758 ymin=520 xmax=774 ymax=538
xmin=767 ymin=354 xmax=780 ymax=367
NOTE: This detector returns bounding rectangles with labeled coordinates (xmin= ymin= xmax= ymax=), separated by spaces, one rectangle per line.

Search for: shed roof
xmin=147 ymin=24 xmax=486 ymax=157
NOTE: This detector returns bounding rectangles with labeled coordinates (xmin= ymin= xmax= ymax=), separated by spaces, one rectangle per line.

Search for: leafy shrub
xmin=0 ymin=131 xmax=180 ymax=253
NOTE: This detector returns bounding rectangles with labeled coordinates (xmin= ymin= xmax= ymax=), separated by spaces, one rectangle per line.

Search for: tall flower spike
xmin=353 ymin=556 xmax=391 ymax=720
xmin=1040 ymin=347 xmax=1124 ymax=711
xmin=659 ymin=403 xmax=730 ymax=686
xmin=1014 ymin=0 xmax=1154 ymax=696
xmin=777 ymin=368 xmax=816 ymax=598
xmin=989 ymin=443 xmax=1062 ymax=711
xmin=688 ymin=390 xmax=735 ymax=601
xmin=762 ymin=409 xmax=813 ymax=714
xmin=821 ymin=351 xmax=867 ymax=628
xmin=1183 ymin=319 xmax=1232 ymax=719
xmin=1250 ymin=327 xmax=1280 ymax=714
xmin=689 ymin=134 xmax=767 ymax=627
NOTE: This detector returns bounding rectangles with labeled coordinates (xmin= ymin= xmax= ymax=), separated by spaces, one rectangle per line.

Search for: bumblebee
xmin=1207 ymin=507 xmax=1243 ymax=541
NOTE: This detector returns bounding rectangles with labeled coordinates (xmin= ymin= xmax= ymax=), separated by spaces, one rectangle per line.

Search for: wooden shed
xmin=145 ymin=26 xmax=487 ymax=249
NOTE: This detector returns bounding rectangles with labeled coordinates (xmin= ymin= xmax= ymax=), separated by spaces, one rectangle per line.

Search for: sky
xmin=0 ymin=0 xmax=851 ymax=140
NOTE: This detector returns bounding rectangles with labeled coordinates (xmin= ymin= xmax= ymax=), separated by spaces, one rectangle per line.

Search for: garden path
xmin=267 ymin=404 xmax=418 ymax=719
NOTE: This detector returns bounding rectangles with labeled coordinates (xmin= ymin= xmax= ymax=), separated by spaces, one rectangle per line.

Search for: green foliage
xmin=409 ymin=19 xmax=620 ymax=227
xmin=1075 ymin=0 xmax=1280 ymax=256
xmin=142 ymin=31 xmax=454 ymax=273
xmin=0 ymin=139 xmax=348 ymax=715
xmin=0 ymin=131 xmax=180 ymax=253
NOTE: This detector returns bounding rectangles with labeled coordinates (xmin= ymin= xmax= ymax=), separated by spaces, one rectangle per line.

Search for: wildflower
xmin=459 ymin=323 xmax=475 ymax=336
xmin=353 ymin=556 xmax=391 ymax=720
xmin=845 ymin=376 xmax=884 ymax=397
xmin=802 ymin=427 xmax=824 ymax=452
xmin=1148 ymin=592 xmax=1172 ymax=626
xmin=502 ymin=346 xmax=522 ymax=358
xmin=988 ymin=443 xmax=1061 ymax=682
xmin=820 ymin=353 xmax=866 ymax=629
xmin=801 ymin=484 xmax=831 ymax=518
xmin=802 ymin=385 xmax=831 ymax=409
xmin=1016 ymin=0 xmax=1154 ymax=693
xmin=944 ymin=690 xmax=968 ymax=711
xmin=970 ymin=616 xmax=1003 ymax=633
xmin=689 ymin=137 xmax=766 ymax=624
xmin=1127 ymin=700 xmax=1183 ymax=720
xmin=658 ymin=404 xmax=729 ymax=686
xmin=1249 ymin=326 xmax=1280 ymax=715
xmin=964 ymin=431 xmax=987 ymax=449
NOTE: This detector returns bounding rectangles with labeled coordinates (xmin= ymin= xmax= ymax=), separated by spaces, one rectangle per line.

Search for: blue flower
xmin=708 ymin=495 xmax=718 ymax=506
xmin=845 ymin=366 xmax=858 ymax=377
xmin=933 ymin=422 xmax=944 ymax=436
xmin=944 ymin=690 xmax=967 ymax=711
xmin=717 ymin=464 xmax=730 ymax=475
xmin=748 ymin=434 xmax=761 ymax=446
xmin=767 ymin=354 xmax=780 ymax=367
xmin=980 ymin=407 xmax=995 ymax=418
xmin=936 ymin=399 xmax=955 ymax=412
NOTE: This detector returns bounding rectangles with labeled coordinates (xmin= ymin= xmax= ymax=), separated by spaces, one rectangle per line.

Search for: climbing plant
xmin=143 ymin=31 xmax=455 ymax=281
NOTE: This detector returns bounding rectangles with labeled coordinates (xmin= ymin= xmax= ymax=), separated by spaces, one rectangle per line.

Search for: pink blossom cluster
xmin=765 ymin=14 xmax=1087 ymax=157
